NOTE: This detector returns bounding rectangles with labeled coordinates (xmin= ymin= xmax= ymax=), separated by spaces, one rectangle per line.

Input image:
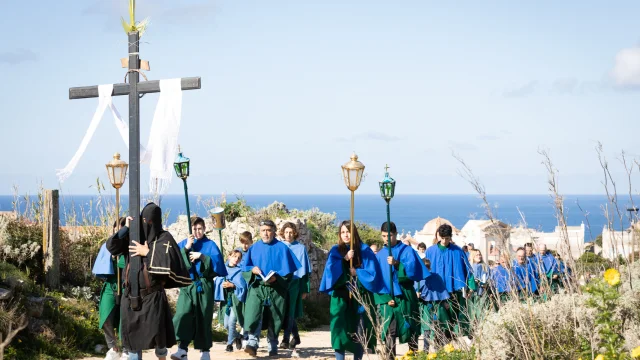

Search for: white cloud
xmin=611 ymin=46 xmax=640 ymax=87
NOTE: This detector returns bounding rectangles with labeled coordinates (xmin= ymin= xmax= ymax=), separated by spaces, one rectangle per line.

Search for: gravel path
xmin=81 ymin=325 xmax=412 ymax=360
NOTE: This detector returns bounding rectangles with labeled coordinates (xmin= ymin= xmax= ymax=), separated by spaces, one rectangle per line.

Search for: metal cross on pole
xmin=68 ymin=31 xmax=201 ymax=307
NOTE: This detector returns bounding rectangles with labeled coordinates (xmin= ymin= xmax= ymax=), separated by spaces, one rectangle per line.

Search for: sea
xmin=2 ymin=194 xmax=639 ymax=241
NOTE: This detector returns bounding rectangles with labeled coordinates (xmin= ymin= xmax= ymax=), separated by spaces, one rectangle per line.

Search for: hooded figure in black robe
xmin=107 ymin=202 xmax=192 ymax=352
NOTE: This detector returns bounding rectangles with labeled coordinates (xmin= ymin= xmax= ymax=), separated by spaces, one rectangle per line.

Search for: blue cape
xmin=319 ymin=242 xmax=385 ymax=295
xmin=425 ymin=243 xmax=471 ymax=293
xmin=471 ymin=263 xmax=490 ymax=296
xmin=376 ymin=242 xmax=428 ymax=296
xmin=177 ymin=236 xmax=227 ymax=279
xmin=512 ymin=260 xmax=538 ymax=293
xmin=284 ymin=240 xmax=312 ymax=279
xmin=92 ymin=243 xmax=114 ymax=279
xmin=241 ymin=238 xmax=301 ymax=277
xmin=415 ymin=274 xmax=450 ymax=301
xmin=534 ymin=252 xmax=558 ymax=275
xmin=491 ymin=264 xmax=511 ymax=293
xmin=214 ymin=263 xmax=247 ymax=303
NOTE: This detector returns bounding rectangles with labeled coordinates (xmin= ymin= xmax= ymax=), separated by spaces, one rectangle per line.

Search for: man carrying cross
xmin=107 ymin=202 xmax=192 ymax=360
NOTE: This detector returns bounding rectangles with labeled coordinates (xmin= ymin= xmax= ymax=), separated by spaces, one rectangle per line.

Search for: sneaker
xmin=235 ymin=336 xmax=243 ymax=350
xmin=226 ymin=345 xmax=234 ymax=352
xmin=105 ymin=349 xmax=120 ymax=360
xmin=291 ymin=349 xmax=299 ymax=358
xmin=268 ymin=350 xmax=278 ymax=357
xmin=170 ymin=348 xmax=188 ymax=360
xmin=200 ymin=351 xmax=211 ymax=360
xmin=242 ymin=339 xmax=248 ymax=349
xmin=279 ymin=341 xmax=289 ymax=349
xmin=244 ymin=345 xmax=257 ymax=357
xmin=119 ymin=353 xmax=130 ymax=360
xmin=290 ymin=336 xmax=301 ymax=349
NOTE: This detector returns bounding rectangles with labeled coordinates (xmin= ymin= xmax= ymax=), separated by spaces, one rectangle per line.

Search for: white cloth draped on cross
xmin=56 ymin=78 xmax=183 ymax=195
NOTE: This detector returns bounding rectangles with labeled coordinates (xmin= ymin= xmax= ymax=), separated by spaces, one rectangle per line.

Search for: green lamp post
xmin=174 ymin=145 xmax=192 ymax=234
xmin=379 ymin=164 xmax=396 ymax=298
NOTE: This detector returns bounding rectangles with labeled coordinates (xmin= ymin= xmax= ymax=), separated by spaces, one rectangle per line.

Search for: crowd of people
xmin=92 ymin=202 xmax=573 ymax=360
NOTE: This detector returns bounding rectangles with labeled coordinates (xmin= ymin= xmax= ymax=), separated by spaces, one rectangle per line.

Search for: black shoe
xmin=225 ymin=345 xmax=233 ymax=352
xmin=279 ymin=341 xmax=289 ymax=349
xmin=289 ymin=336 xmax=301 ymax=349
xmin=268 ymin=350 xmax=278 ymax=357
xmin=235 ymin=336 xmax=242 ymax=350
xmin=244 ymin=345 xmax=257 ymax=357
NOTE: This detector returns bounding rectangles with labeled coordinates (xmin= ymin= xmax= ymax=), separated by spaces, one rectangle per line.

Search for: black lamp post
xmin=379 ymin=164 xmax=396 ymax=298
xmin=174 ymin=145 xmax=192 ymax=234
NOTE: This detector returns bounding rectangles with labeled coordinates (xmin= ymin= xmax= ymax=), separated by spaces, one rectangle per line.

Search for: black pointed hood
xmin=141 ymin=202 xmax=163 ymax=244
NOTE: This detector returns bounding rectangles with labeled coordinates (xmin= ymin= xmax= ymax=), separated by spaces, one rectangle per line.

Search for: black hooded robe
xmin=107 ymin=202 xmax=191 ymax=352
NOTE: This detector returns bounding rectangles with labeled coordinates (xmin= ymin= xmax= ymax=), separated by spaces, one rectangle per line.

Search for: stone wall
xmin=166 ymin=215 xmax=328 ymax=297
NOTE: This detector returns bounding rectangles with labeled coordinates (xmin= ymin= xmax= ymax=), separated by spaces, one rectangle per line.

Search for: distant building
xmin=601 ymin=224 xmax=639 ymax=260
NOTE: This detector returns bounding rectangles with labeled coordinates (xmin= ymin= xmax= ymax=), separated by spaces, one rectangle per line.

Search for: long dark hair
xmin=337 ymin=220 xmax=362 ymax=268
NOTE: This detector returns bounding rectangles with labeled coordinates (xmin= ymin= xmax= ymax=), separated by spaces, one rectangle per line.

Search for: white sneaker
xmin=119 ymin=353 xmax=130 ymax=360
xmin=170 ymin=348 xmax=188 ymax=360
xmin=105 ymin=349 xmax=120 ymax=360
xmin=200 ymin=351 xmax=211 ymax=360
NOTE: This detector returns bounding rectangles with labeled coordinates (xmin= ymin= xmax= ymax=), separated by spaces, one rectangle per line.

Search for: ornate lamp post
xmin=341 ymin=153 xmax=365 ymax=269
xmin=174 ymin=146 xmax=192 ymax=234
xmin=106 ymin=152 xmax=128 ymax=303
xmin=379 ymin=164 xmax=396 ymax=297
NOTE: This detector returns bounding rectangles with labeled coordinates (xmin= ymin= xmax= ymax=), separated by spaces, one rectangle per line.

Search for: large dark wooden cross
xmin=68 ymin=32 xmax=201 ymax=306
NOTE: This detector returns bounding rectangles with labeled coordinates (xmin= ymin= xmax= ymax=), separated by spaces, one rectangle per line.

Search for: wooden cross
xmin=68 ymin=31 xmax=201 ymax=301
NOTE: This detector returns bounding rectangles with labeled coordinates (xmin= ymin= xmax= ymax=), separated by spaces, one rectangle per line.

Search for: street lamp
xmin=341 ymin=153 xmax=365 ymax=269
xmin=210 ymin=207 xmax=226 ymax=261
xmin=379 ymin=164 xmax=396 ymax=297
xmin=105 ymin=152 xmax=128 ymax=304
xmin=174 ymin=145 xmax=192 ymax=234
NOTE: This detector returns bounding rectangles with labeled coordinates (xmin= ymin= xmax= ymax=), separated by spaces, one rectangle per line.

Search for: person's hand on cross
xmin=129 ymin=241 xmax=149 ymax=257
xmin=186 ymin=234 xmax=195 ymax=250
xmin=125 ymin=216 xmax=134 ymax=228
xmin=387 ymin=256 xmax=398 ymax=266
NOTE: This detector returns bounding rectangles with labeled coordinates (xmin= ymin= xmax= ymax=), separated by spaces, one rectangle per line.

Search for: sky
xmin=1 ymin=0 xmax=640 ymax=196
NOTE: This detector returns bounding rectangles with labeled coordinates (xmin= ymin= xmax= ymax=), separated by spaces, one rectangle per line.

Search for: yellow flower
xmin=427 ymin=354 xmax=437 ymax=360
xmin=595 ymin=355 xmax=604 ymax=360
xmin=632 ymin=346 xmax=640 ymax=358
xmin=604 ymin=268 xmax=621 ymax=286
xmin=444 ymin=344 xmax=455 ymax=353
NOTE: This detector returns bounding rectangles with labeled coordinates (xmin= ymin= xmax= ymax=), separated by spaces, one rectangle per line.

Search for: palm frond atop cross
xmin=121 ymin=0 xmax=150 ymax=37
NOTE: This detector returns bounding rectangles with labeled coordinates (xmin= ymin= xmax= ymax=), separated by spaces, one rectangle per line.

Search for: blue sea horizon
xmin=2 ymin=193 xmax=639 ymax=241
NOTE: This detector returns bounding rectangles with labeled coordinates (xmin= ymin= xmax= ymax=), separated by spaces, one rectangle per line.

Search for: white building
xmin=601 ymin=225 xmax=639 ymax=260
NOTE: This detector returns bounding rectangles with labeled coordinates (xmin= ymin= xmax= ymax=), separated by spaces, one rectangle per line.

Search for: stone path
xmin=82 ymin=326 xmax=412 ymax=360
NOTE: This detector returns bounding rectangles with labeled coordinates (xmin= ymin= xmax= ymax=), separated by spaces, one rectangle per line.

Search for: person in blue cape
xmin=512 ymin=247 xmax=539 ymax=300
xmin=93 ymin=217 xmax=129 ymax=360
xmin=171 ymin=216 xmax=227 ymax=360
xmin=319 ymin=220 xmax=386 ymax=360
xmin=554 ymin=252 xmax=572 ymax=288
xmin=278 ymin=222 xmax=312 ymax=351
xmin=374 ymin=221 xmax=427 ymax=359
xmin=214 ymin=249 xmax=248 ymax=352
xmin=468 ymin=249 xmax=490 ymax=325
xmin=241 ymin=219 xmax=301 ymax=357
xmin=415 ymin=257 xmax=450 ymax=352
xmin=534 ymin=244 xmax=560 ymax=294
xmin=424 ymin=224 xmax=476 ymax=339
xmin=489 ymin=253 xmax=512 ymax=310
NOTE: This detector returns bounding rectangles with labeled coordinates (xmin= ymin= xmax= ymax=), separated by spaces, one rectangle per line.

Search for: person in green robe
xmin=279 ymin=222 xmax=312 ymax=352
xmin=374 ymin=221 xmax=427 ymax=359
xmin=93 ymin=217 xmax=128 ymax=360
xmin=424 ymin=224 xmax=476 ymax=340
xmin=415 ymin=258 xmax=450 ymax=352
xmin=214 ymin=249 xmax=248 ymax=352
xmin=241 ymin=219 xmax=301 ymax=357
xmin=319 ymin=220 xmax=386 ymax=360
xmin=170 ymin=217 xmax=228 ymax=360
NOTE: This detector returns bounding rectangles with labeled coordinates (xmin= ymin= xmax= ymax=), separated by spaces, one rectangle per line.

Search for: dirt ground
xmin=81 ymin=325 xmax=412 ymax=360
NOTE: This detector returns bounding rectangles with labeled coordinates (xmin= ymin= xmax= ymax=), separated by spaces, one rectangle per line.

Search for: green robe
xmin=375 ymin=264 xmax=420 ymax=343
xmin=173 ymin=250 xmax=217 ymax=351
xmin=419 ymin=300 xmax=450 ymax=341
xmin=286 ymin=275 xmax=310 ymax=321
xmin=218 ymin=287 xmax=245 ymax=327
xmin=329 ymin=262 xmax=380 ymax=353
xmin=242 ymin=272 xmax=291 ymax=335
xmin=98 ymin=256 xmax=125 ymax=330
